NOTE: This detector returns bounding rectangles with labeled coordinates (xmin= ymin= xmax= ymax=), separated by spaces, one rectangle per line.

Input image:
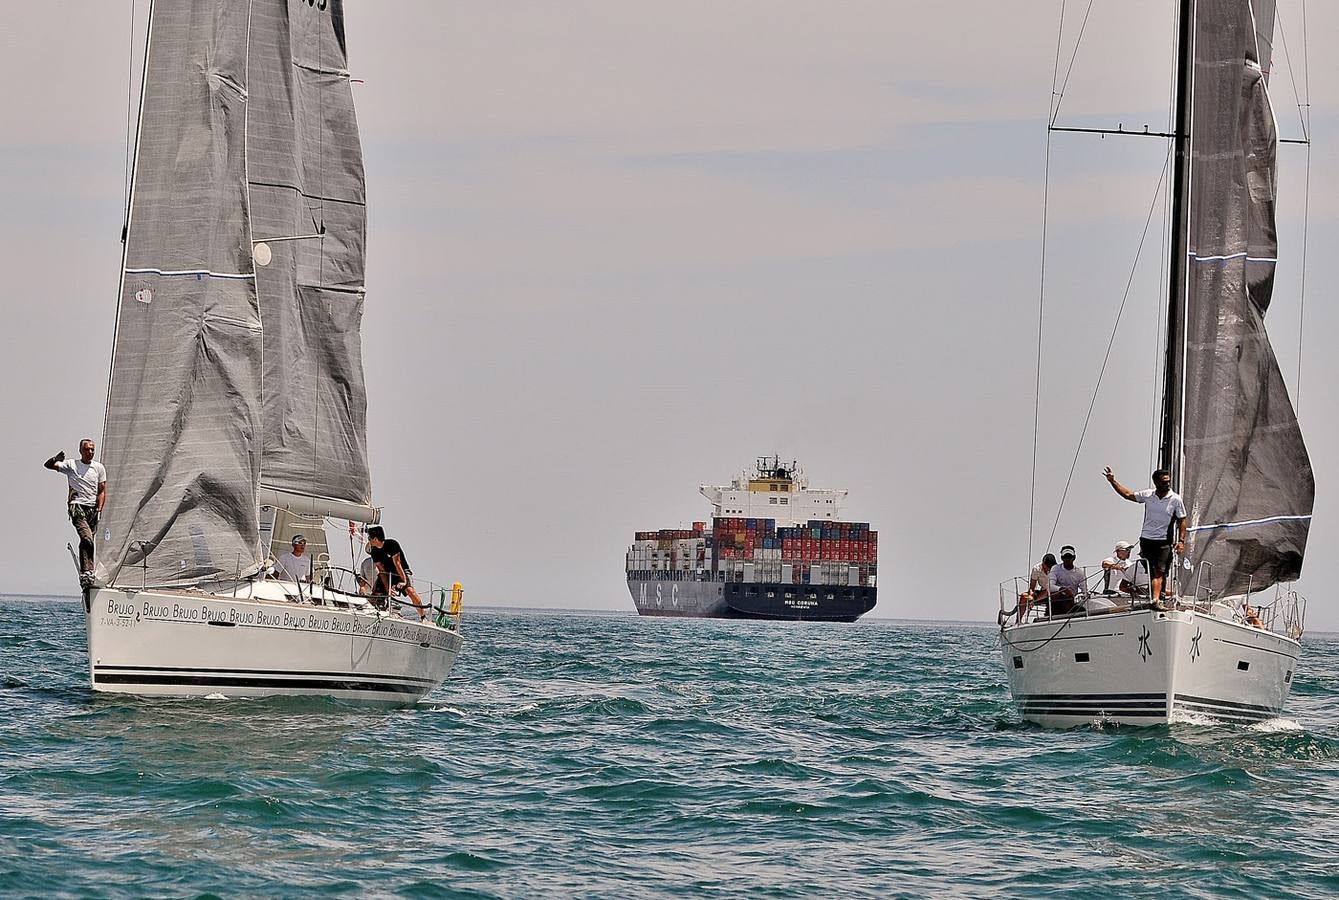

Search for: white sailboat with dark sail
xmin=83 ymin=0 xmax=462 ymax=702
xmin=999 ymin=0 xmax=1314 ymax=726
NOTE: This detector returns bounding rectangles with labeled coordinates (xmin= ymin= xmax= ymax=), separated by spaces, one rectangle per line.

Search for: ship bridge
xmin=699 ymin=457 xmax=846 ymax=527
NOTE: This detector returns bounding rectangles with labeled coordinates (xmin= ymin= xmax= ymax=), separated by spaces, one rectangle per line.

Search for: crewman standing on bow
xmin=1103 ymin=466 xmax=1187 ymax=605
xmin=44 ymin=439 xmax=107 ymax=587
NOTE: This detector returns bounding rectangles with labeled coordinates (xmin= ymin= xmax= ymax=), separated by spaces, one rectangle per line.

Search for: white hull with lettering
xmin=85 ymin=582 xmax=462 ymax=704
xmin=1000 ymin=606 xmax=1300 ymax=727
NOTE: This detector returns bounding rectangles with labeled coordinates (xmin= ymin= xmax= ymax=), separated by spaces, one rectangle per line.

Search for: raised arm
xmin=1103 ymin=466 xmax=1137 ymax=501
xmin=44 ymin=450 xmax=66 ymax=470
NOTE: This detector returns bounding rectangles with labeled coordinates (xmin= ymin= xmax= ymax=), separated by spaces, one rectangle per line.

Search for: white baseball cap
xmin=1114 ymin=540 xmax=1134 ymax=552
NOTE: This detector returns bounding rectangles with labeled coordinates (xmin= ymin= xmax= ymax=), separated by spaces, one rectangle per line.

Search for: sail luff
xmin=1178 ymin=0 xmax=1313 ymax=597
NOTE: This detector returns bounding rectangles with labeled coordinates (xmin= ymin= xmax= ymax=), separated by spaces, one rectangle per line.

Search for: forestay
xmin=1180 ymin=0 xmax=1313 ymax=596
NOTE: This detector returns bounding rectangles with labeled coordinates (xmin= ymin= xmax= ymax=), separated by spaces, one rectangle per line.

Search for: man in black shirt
xmin=366 ymin=525 xmax=427 ymax=620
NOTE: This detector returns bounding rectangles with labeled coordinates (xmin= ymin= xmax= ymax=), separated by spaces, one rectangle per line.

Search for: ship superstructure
xmin=626 ymin=458 xmax=878 ymax=621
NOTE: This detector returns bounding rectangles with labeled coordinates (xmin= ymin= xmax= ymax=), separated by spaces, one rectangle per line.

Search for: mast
xmin=1159 ymin=0 xmax=1196 ymax=486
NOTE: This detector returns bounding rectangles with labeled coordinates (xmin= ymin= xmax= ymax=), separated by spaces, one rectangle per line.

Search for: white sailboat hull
xmin=1000 ymin=607 xmax=1298 ymax=727
xmin=85 ymin=587 xmax=462 ymax=704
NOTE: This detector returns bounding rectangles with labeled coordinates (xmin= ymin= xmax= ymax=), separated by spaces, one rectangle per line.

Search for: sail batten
xmin=1179 ymin=0 xmax=1313 ymax=597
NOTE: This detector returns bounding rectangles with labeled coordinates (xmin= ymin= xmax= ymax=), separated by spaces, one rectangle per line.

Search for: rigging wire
xmin=1049 ymin=0 xmax=1097 ymax=127
xmin=1297 ymin=0 xmax=1311 ymax=416
xmin=122 ymin=0 xmax=138 ymax=216
xmin=1029 ymin=0 xmax=1071 ymax=569
xmin=999 ymin=613 xmax=1074 ymax=652
xmin=1273 ymin=4 xmax=1310 ymax=141
xmin=1149 ymin=2 xmax=1180 ymax=472
xmin=1273 ymin=2 xmax=1313 ymax=415
xmin=1046 ymin=154 xmax=1172 ymax=551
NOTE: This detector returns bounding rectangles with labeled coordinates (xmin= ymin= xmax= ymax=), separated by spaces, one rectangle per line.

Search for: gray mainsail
xmin=248 ymin=0 xmax=372 ymax=511
xmin=97 ymin=2 xmax=265 ymax=588
xmin=1180 ymin=0 xmax=1313 ymax=596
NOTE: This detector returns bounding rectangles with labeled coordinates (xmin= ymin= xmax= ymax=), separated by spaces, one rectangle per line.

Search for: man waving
xmin=1103 ymin=466 xmax=1187 ymax=605
xmin=45 ymin=439 xmax=107 ymax=587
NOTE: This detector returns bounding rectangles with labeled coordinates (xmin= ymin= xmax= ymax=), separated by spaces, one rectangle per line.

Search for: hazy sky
xmin=3 ymin=2 xmax=1336 ymax=626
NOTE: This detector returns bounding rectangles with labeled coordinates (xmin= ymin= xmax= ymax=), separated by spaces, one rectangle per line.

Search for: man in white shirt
xmin=274 ymin=534 xmax=313 ymax=584
xmin=1101 ymin=541 xmax=1138 ymax=595
xmin=45 ymin=439 xmax=107 ymax=586
xmin=1103 ymin=466 xmax=1188 ymax=604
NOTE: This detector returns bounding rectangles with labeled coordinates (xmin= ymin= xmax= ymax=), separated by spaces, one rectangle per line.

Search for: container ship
xmin=626 ymin=458 xmax=878 ymax=621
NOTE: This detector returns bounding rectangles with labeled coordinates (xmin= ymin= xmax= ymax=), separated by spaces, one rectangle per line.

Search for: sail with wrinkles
xmin=97 ymin=0 xmax=377 ymax=587
xmin=97 ymin=2 xmax=265 ymax=588
xmin=1179 ymin=0 xmax=1313 ymax=596
xmin=248 ymin=0 xmax=373 ymax=513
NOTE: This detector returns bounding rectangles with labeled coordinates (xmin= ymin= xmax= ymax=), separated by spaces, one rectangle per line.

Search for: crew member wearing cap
xmin=274 ymin=534 xmax=313 ymax=584
xmin=1101 ymin=541 xmax=1138 ymax=595
xmin=1048 ymin=545 xmax=1086 ymax=614
xmin=1102 ymin=466 xmax=1187 ymax=604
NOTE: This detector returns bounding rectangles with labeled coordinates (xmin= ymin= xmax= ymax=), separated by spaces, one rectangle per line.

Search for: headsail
xmin=248 ymin=0 xmax=373 ymax=514
xmin=1180 ymin=0 xmax=1313 ymax=596
xmin=97 ymin=2 xmax=265 ymax=588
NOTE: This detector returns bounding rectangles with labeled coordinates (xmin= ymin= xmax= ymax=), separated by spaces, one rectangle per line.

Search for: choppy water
xmin=3 ymin=596 xmax=1339 ymax=897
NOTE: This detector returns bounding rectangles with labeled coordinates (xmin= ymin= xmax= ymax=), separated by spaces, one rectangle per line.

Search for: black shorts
xmin=1140 ymin=538 xmax=1173 ymax=575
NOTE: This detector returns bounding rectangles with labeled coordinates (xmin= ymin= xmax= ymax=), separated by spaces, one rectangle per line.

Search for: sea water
xmin=2 ymin=596 xmax=1338 ymax=897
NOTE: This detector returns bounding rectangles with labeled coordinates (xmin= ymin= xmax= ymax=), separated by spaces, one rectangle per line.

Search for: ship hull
xmin=1000 ymin=607 xmax=1298 ymax=727
xmin=85 ymin=586 xmax=462 ymax=704
xmin=628 ymin=578 xmax=875 ymax=622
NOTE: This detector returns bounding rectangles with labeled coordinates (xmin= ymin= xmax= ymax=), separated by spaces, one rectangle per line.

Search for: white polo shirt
xmin=55 ymin=459 xmax=106 ymax=507
xmin=1133 ymin=489 xmax=1187 ymax=540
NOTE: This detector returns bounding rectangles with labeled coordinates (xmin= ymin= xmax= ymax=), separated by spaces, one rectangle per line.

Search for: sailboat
xmin=999 ymin=0 xmax=1313 ymax=726
xmin=84 ymin=0 xmax=462 ymax=702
